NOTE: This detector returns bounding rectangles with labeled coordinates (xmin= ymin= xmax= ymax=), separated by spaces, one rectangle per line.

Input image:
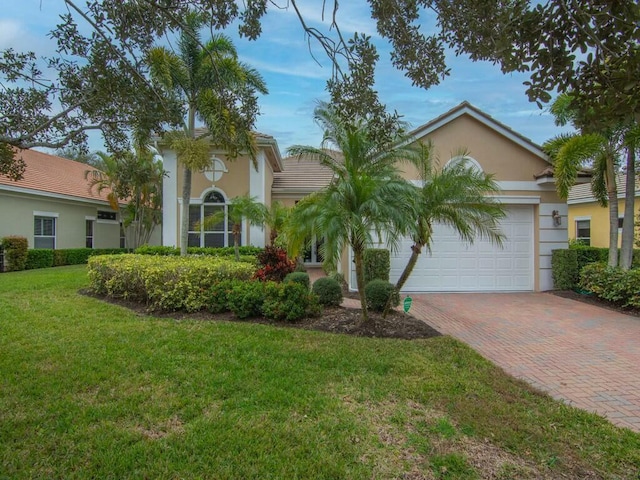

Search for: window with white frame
xmin=86 ymin=219 xmax=94 ymax=248
xmin=188 ymin=190 xmax=234 ymax=247
xmin=34 ymin=216 xmax=56 ymax=249
xmin=575 ymin=219 xmax=591 ymax=246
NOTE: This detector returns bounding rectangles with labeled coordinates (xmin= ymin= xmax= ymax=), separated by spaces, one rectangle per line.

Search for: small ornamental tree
xmin=254 ymin=246 xmax=295 ymax=282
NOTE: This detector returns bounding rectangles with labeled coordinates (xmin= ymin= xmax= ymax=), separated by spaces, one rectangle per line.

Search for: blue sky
xmin=1 ymin=1 xmax=570 ymax=155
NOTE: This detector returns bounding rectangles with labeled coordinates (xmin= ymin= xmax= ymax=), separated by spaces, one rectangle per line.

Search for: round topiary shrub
xmin=312 ymin=277 xmax=343 ymax=307
xmin=364 ymin=279 xmax=399 ymax=312
xmin=284 ymin=271 xmax=310 ymax=290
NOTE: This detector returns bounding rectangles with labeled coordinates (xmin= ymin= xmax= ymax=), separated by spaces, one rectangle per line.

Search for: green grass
xmin=1 ymin=266 xmax=639 ymax=479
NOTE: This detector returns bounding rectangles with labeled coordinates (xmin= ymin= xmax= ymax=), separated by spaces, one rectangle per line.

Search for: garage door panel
xmin=391 ymin=205 xmax=534 ymax=292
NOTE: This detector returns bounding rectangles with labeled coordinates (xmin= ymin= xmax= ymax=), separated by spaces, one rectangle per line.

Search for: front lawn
xmin=1 ymin=266 xmax=638 ymax=479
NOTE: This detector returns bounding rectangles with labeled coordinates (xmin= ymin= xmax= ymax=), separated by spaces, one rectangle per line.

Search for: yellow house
xmin=568 ymin=174 xmax=640 ymax=247
xmin=160 ymin=102 xmax=569 ymax=292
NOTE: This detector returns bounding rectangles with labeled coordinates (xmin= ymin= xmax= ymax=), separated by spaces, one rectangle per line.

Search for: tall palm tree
xmin=148 ymin=13 xmax=267 ymax=255
xmin=86 ymin=149 xmax=164 ymax=249
xmin=392 ymin=141 xmax=505 ymax=300
xmin=544 ymin=93 xmax=621 ymax=267
xmin=286 ymin=103 xmax=417 ymax=324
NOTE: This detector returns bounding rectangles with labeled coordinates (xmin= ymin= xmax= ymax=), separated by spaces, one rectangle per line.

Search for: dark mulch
xmin=80 ymin=289 xmax=441 ymax=340
xmin=550 ymin=289 xmax=640 ymax=318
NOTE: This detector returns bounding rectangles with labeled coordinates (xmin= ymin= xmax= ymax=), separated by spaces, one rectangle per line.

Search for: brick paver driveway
xmin=410 ymin=293 xmax=640 ymax=432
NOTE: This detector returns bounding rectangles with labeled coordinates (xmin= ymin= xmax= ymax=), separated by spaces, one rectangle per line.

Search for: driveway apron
xmin=409 ymin=292 xmax=640 ymax=432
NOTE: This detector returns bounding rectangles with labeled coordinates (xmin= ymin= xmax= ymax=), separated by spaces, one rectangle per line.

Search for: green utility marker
xmin=403 ymin=296 xmax=412 ymax=313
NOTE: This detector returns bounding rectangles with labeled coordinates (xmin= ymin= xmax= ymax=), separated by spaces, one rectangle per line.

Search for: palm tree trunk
xmin=620 ymin=147 xmax=636 ymax=270
xmin=233 ymin=223 xmax=241 ymax=261
xmin=606 ymin=157 xmax=619 ymax=267
xmin=353 ymin=248 xmax=369 ymax=325
xmin=383 ymin=243 xmax=422 ymax=318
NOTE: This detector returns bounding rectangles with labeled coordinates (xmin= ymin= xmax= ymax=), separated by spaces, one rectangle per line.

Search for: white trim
xmin=497 ymin=181 xmax=557 ymax=191
xmin=249 ymin=151 xmax=267 ymax=247
xmin=97 ymin=219 xmax=119 ymax=225
xmin=1 ymin=184 xmax=114 ymax=207
xmin=490 ymin=195 xmax=540 ymax=205
xmin=33 ymin=210 xmax=59 ymax=217
xmin=85 ymin=215 xmax=96 ymax=221
xmin=573 ymin=215 xmax=591 ymax=221
xmin=161 ymin=150 xmax=178 ymax=247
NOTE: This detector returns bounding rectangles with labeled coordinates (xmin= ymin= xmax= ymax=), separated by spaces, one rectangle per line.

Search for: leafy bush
xmin=363 ymin=248 xmax=390 ymax=283
xmin=1 ymin=236 xmax=28 ymax=272
xmin=365 ymin=279 xmax=399 ymax=312
xmin=312 ymin=277 xmax=343 ymax=307
xmin=227 ymin=281 xmax=267 ymax=319
xmin=206 ymin=279 xmax=242 ymax=314
xmin=579 ymin=263 xmax=640 ymax=308
xmin=551 ymin=249 xmax=578 ymax=290
xmin=88 ymin=254 xmax=255 ymax=311
xmin=263 ymin=282 xmax=317 ymax=322
xmin=284 ymin=271 xmax=310 ymax=290
xmin=254 ymin=246 xmax=295 ymax=282
xmin=134 ymin=245 xmax=263 ymax=257
xmin=25 ymin=249 xmax=54 ymax=269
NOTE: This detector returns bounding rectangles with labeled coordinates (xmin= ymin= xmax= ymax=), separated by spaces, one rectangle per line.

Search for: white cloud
xmin=0 ymin=20 xmax=23 ymax=49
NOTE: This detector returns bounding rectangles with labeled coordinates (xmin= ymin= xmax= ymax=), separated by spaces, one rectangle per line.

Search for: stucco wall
xmin=568 ymin=198 xmax=639 ymax=247
xmin=0 ymin=191 xmax=120 ymax=249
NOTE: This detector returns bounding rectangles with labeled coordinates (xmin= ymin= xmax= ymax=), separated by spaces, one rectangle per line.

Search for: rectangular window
xmin=86 ymin=220 xmax=94 ymax=248
xmin=97 ymin=210 xmax=117 ymax=221
xmin=34 ymin=216 xmax=56 ymax=249
xmin=576 ymin=219 xmax=591 ymax=246
xmin=618 ymin=217 xmax=624 ymax=229
xmin=119 ymin=222 xmax=126 ymax=249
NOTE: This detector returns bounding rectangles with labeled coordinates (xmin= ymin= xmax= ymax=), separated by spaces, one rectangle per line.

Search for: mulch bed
xmin=80 ymin=289 xmax=441 ymax=340
xmin=549 ymin=289 xmax=640 ymax=318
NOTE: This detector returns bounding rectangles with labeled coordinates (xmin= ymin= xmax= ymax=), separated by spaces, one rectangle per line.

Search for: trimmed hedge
xmin=25 ymin=249 xmax=54 ymax=270
xmin=312 ymin=277 xmax=343 ymax=307
xmin=262 ymin=282 xmax=319 ymax=322
xmin=88 ymin=254 xmax=255 ymax=312
xmin=284 ymin=271 xmax=310 ymax=290
xmin=579 ymin=263 xmax=640 ymax=309
xmin=134 ymin=245 xmax=263 ymax=257
xmin=363 ymin=248 xmax=390 ymax=283
xmin=364 ymin=279 xmax=399 ymax=312
xmin=1 ymin=236 xmax=28 ymax=272
xmin=551 ymin=249 xmax=578 ymax=290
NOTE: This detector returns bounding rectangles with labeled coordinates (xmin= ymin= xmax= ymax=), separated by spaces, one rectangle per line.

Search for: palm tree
xmin=148 ymin=13 xmax=267 ymax=255
xmin=86 ymin=149 xmax=164 ymax=249
xmin=544 ymin=93 xmax=621 ymax=267
xmin=264 ymin=201 xmax=290 ymax=245
xmin=392 ymin=142 xmax=505 ymax=304
xmin=286 ymin=103 xmax=417 ymax=324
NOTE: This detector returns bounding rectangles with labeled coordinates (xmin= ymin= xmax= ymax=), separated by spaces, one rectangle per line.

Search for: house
xmin=0 ymin=149 xmax=159 ymax=249
xmin=160 ymin=102 xmax=569 ymax=292
xmin=568 ymin=173 xmax=640 ymax=247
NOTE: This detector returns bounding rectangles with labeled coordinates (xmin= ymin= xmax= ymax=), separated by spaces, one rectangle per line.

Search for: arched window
xmin=187 ymin=190 xmax=234 ymax=247
xmin=445 ymin=155 xmax=483 ymax=173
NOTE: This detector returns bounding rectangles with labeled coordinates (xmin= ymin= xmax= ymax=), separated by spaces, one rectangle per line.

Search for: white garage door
xmin=389 ymin=205 xmax=534 ymax=292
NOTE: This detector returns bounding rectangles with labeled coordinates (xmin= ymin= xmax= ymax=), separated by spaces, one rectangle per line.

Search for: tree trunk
xmin=605 ymin=156 xmax=619 ymax=267
xmin=353 ymin=248 xmax=369 ymax=325
xmin=383 ymin=243 xmax=422 ymax=318
xmin=620 ymin=147 xmax=636 ymax=270
xmin=233 ymin=223 xmax=241 ymax=261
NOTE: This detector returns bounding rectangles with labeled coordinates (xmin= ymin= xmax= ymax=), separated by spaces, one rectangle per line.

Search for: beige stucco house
xmin=0 ymin=149 xmax=160 ymax=250
xmin=160 ymin=102 xmax=568 ymax=292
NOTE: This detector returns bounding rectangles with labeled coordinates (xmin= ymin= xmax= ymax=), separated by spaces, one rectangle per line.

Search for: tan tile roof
xmin=272 ymin=150 xmax=341 ymax=194
xmin=568 ymin=173 xmax=640 ymax=203
xmin=0 ymin=149 xmax=113 ymax=204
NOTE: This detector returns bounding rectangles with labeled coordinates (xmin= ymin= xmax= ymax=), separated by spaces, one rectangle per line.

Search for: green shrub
xmin=363 ymin=248 xmax=390 ymax=283
xmin=579 ymin=263 xmax=640 ymax=308
xmin=1 ymin=236 xmax=28 ymax=272
xmin=284 ymin=272 xmax=310 ymax=290
xmin=365 ymin=279 xmax=399 ymax=312
xmin=64 ymin=248 xmax=94 ymax=265
xmin=263 ymin=282 xmax=316 ymax=322
xmin=134 ymin=245 xmax=263 ymax=257
xmin=206 ymin=279 xmax=242 ymax=314
xmin=87 ymin=254 xmax=255 ymax=312
xmin=228 ymin=281 xmax=267 ymax=319
xmin=312 ymin=277 xmax=343 ymax=307
xmin=134 ymin=245 xmax=180 ymax=256
xmin=551 ymin=249 xmax=578 ymax=290
xmin=53 ymin=250 xmax=67 ymax=267
xmin=25 ymin=249 xmax=54 ymax=269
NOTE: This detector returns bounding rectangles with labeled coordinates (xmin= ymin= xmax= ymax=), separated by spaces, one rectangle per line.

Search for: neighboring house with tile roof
xmin=0 ymin=149 xmax=160 ymax=249
xmin=568 ymin=173 xmax=640 ymax=247
xmin=160 ymin=102 xmax=570 ymax=291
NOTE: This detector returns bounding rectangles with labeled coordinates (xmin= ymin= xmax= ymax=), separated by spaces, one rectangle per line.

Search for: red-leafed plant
xmin=253 ymin=246 xmax=295 ymax=282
